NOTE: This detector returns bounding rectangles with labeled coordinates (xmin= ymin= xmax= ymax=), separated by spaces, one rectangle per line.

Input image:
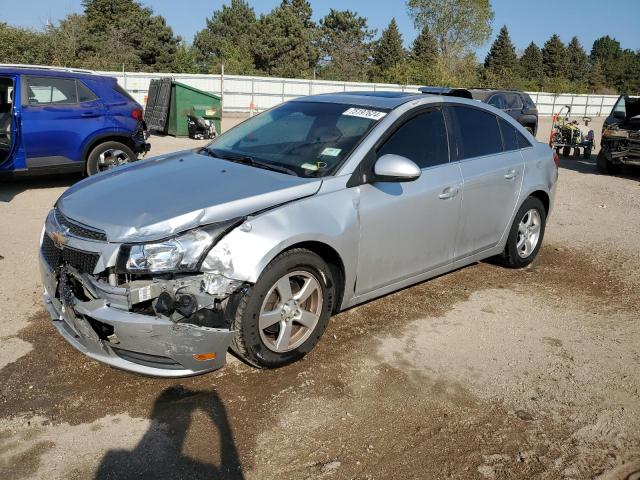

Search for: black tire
xmin=525 ymin=126 xmax=534 ymax=135
xmin=583 ymin=147 xmax=592 ymax=160
xmin=86 ymin=141 xmax=136 ymax=176
xmin=596 ymin=150 xmax=620 ymax=174
xmin=229 ymin=248 xmax=335 ymax=369
xmin=501 ymin=197 xmax=547 ymax=269
xmin=562 ymin=146 xmax=571 ymax=157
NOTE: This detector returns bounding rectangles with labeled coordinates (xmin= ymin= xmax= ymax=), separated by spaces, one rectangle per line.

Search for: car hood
xmin=57 ymin=151 xmax=322 ymax=242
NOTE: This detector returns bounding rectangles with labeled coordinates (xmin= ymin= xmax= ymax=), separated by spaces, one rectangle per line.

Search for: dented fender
xmin=203 ymin=175 xmax=360 ymax=309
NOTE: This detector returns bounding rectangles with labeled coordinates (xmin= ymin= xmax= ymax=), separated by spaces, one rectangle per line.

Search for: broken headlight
xmin=117 ymin=219 xmax=243 ymax=274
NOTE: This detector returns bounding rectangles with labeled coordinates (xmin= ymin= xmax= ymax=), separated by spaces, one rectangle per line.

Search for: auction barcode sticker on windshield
xmin=342 ymin=107 xmax=387 ymax=120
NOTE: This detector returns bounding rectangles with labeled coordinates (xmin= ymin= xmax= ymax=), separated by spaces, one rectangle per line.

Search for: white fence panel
xmin=101 ymin=70 xmax=622 ymax=117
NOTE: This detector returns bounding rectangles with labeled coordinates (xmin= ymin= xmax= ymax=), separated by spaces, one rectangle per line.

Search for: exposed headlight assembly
xmin=117 ymin=218 xmax=242 ymax=274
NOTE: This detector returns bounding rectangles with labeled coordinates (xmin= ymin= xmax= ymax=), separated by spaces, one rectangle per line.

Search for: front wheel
xmin=500 ymin=197 xmax=547 ymax=268
xmin=596 ymin=150 xmax=620 ymax=174
xmin=230 ymin=248 xmax=335 ymax=369
xmin=86 ymin=141 xmax=136 ymax=175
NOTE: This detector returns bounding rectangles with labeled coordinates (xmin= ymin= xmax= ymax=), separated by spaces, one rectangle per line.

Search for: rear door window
xmin=377 ymin=108 xmax=449 ymax=169
xmin=488 ymin=94 xmax=506 ymax=110
xmin=504 ymin=93 xmax=523 ymax=110
xmin=450 ymin=106 xmax=503 ymax=159
xmin=26 ymin=77 xmax=78 ymax=105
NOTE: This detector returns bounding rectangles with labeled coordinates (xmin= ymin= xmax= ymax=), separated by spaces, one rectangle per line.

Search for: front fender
xmin=203 ymin=176 xmax=360 ymax=306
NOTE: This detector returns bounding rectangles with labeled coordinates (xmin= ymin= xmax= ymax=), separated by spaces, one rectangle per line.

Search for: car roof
xmin=291 ymin=91 xmax=424 ymax=110
xmin=0 ymin=66 xmax=108 ymax=81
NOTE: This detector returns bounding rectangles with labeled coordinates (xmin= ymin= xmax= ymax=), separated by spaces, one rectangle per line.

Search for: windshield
xmin=203 ymin=101 xmax=386 ymax=177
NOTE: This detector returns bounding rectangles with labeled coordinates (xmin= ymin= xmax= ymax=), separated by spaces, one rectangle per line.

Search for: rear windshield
xmin=204 ymin=101 xmax=386 ymax=177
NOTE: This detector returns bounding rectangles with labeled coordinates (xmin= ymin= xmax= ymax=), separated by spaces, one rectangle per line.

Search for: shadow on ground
xmin=95 ymin=386 xmax=244 ymax=480
xmin=559 ymin=154 xmax=640 ymax=180
xmin=0 ymin=174 xmax=81 ymax=202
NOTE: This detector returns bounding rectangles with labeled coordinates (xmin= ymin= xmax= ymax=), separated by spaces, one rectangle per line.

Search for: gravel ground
xmin=1 ymin=117 xmax=639 ymax=479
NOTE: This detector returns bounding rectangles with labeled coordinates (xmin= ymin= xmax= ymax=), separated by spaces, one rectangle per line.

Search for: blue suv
xmin=0 ymin=65 xmax=150 ymax=177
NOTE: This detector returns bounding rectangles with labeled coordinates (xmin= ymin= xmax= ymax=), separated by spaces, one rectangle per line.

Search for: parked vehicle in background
xmin=597 ymin=95 xmax=640 ymax=174
xmin=39 ymin=90 xmax=557 ymax=377
xmin=468 ymin=89 xmax=539 ymax=135
xmin=0 ymin=65 xmax=150 ymax=177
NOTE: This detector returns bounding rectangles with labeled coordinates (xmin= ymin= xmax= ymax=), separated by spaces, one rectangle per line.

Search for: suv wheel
xmin=86 ymin=141 xmax=136 ymax=175
xmin=230 ymin=248 xmax=335 ymax=369
xmin=500 ymin=197 xmax=546 ymax=268
xmin=596 ymin=150 xmax=620 ymax=174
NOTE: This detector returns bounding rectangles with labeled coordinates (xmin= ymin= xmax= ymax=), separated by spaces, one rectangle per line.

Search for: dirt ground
xmin=1 ymin=117 xmax=639 ymax=480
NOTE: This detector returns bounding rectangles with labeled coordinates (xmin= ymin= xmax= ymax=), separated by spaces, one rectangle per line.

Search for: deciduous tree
xmin=407 ymin=0 xmax=493 ymax=59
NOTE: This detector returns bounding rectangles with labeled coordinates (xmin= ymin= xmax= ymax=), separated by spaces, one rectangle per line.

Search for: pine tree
xmin=587 ymin=60 xmax=607 ymax=92
xmin=484 ymin=25 xmax=517 ymax=72
xmin=412 ymin=25 xmax=437 ymax=64
xmin=566 ymin=37 xmax=588 ymax=82
xmin=542 ymin=34 xmax=567 ymax=78
xmin=254 ymin=0 xmax=318 ymax=77
xmin=318 ymin=9 xmax=375 ymax=81
xmin=372 ymin=19 xmax=405 ymax=71
xmin=193 ymin=0 xmax=258 ymax=74
xmin=519 ymin=42 xmax=543 ymax=79
xmin=81 ymin=0 xmax=179 ymax=70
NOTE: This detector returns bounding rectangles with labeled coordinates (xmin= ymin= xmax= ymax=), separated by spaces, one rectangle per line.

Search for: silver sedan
xmin=39 ymin=90 xmax=558 ymax=376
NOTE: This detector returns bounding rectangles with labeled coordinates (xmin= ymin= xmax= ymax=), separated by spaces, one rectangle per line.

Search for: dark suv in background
xmin=469 ymin=89 xmax=539 ymax=135
xmin=0 ymin=65 xmax=149 ymax=177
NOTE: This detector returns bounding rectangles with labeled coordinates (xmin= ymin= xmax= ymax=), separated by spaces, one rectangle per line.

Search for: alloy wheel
xmin=258 ymin=271 xmax=323 ymax=353
xmin=516 ymin=209 xmax=542 ymax=258
xmin=98 ymin=148 xmax=131 ymax=171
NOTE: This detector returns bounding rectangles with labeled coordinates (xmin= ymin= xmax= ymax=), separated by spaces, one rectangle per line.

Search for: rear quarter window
xmin=113 ymin=83 xmax=137 ymax=103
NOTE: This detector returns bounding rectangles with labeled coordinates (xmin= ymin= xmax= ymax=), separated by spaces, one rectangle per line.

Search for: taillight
xmin=553 ymin=150 xmax=560 ymax=168
xmin=131 ymin=108 xmax=143 ymax=121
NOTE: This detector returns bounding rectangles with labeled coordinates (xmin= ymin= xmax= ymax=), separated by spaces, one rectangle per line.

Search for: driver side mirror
xmin=373 ymin=154 xmax=421 ymax=182
xmin=613 ymin=110 xmax=626 ymax=120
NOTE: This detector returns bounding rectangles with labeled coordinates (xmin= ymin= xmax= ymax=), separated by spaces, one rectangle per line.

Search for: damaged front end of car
xmin=601 ymin=96 xmax=640 ymax=167
xmin=39 ymin=208 xmax=248 ymax=377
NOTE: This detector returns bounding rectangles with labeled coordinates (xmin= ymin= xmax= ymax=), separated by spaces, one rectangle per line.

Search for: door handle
xmin=504 ymin=169 xmax=518 ymax=180
xmin=438 ymin=186 xmax=459 ymax=200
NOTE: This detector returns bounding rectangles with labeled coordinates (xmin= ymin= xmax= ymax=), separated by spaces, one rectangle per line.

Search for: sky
xmin=2 ymin=0 xmax=639 ymax=60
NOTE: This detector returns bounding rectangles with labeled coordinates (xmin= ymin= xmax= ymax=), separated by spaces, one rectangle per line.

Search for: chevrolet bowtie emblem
xmin=50 ymin=230 xmax=69 ymax=248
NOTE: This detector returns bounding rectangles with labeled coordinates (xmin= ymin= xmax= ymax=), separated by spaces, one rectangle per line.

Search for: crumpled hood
xmin=57 ymin=151 xmax=322 ymax=242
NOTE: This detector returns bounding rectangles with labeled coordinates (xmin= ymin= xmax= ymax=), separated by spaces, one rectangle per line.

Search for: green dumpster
xmin=167 ymin=81 xmax=221 ymax=137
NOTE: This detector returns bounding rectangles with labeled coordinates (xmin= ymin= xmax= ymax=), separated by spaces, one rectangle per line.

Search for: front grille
xmin=112 ymin=348 xmax=184 ymax=370
xmin=55 ymin=209 xmax=107 ymax=241
xmin=42 ymin=233 xmax=100 ymax=274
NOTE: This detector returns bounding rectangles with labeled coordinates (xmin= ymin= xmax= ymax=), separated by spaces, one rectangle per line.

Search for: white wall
xmin=101 ymin=70 xmax=620 ymax=117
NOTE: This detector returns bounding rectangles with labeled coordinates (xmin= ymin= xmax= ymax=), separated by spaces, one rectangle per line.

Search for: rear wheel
xmin=583 ymin=147 xmax=592 ymax=159
xmin=562 ymin=146 xmax=571 ymax=157
xmin=86 ymin=141 xmax=135 ymax=175
xmin=500 ymin=197 xmax=546 ymax=268
xmin=230 ymin=248 xmax=335 ymax=369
